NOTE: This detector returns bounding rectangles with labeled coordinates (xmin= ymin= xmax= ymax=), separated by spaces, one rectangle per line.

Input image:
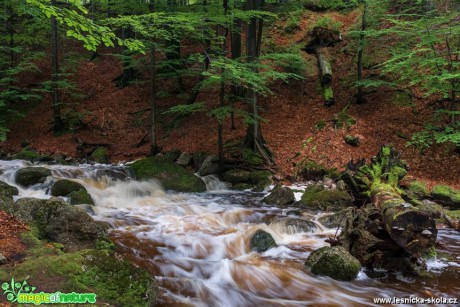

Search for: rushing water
xmin=0 ymin=160 xmax=459 ymax=306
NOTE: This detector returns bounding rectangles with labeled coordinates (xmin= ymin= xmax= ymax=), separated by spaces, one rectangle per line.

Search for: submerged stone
xmin=250 ymin=229 xmax=277 ymax=252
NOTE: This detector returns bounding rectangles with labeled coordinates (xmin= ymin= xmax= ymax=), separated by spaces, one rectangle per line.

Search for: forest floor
xmin=0 ymin=6 xmax=459 ymax=190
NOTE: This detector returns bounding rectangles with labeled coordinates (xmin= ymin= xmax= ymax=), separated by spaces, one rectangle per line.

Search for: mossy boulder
xmin=91 ymin=147 xmax=109 ymax=164
xmin=250 ymin=170 xmax=273 ymax=192
xmin=14 ymin=167 xmax=51 ymax=187
xmin=5 ymin=236 xmax=157 ymax=306
xmin=295 ymin=160 xmax=339 ymax=181
xmin=11 ymin=147 xmax=53 ymax=162
xmin=305 ymin=246 xmax=361 ymax=281
xmin=250 ymin=230 xmax=277 ymax=252
xmin=296 ymin=184 xmax=353 ymax=211
xmin=222 ymin=169 xmax=252 ymax=184
xmin=50 ymin=179 xmax=94 ymax=205
xmin=431 ymin=185 xmax=460 ymax=209
xmin=0 ymin=180 xmax=18 ymax=197
xmin=129 ymin=156 xmax=206 ymax=193
xmin=263 ymin=185 xmax=295 ymax=207
xmin=164 ymin=149 xmax=182 ymax=162
xmin=0 ymin=198 xmax=105 ymax=251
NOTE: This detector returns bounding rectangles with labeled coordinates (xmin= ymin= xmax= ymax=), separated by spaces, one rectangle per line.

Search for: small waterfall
xmin=201 ymin=174 xmax=228 ymax=192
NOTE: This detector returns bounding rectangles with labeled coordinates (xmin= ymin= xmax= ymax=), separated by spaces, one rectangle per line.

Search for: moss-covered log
xmin=342 ymin=146 xmax=437 ymax=255
xmin=316 ymin=47 xmax=332 ymax=85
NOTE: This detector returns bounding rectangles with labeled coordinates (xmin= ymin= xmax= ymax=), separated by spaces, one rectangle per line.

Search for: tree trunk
xmin=356 ymin=1 xmax=368 ymax=105
xmin=51 ymin=0 xmax=64 ymax=134
xmin=150 ymin=45 xmax=158 ymax=156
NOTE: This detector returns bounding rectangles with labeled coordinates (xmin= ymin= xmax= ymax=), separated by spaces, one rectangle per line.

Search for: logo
xmin=2 ymin=278 xmax=96 ymax=305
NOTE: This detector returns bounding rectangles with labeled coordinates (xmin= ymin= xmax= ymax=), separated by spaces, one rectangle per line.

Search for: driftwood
xmin=340 ymin=145 xmax=437 ymax=273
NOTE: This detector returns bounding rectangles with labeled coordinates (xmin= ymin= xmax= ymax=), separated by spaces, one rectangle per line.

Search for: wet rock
xmin=129 ymin=156 xmax=206 ymax=193
xmin=192 ymin=151 xmax=208 ymax=171
xmin=295 ymin=184 xmax=352 ymax=211
xmin=164 ymin=149 xmax=182 ymax=162
xmin=305 ymin=246 xmax=361 ymax=281
xmin=232 ymin=183 xmax=254 ymax=191
xmin=318 ymin=208 xmax=354 ymax=229
xmin=0 ymin=253 xmax=7 ymax=265
xmin=14 ymin=167 xmax=51 ymax=187
xmin=222 ymin=169 xmax=252 ymax=184
xmin=2 ymin=198 xmax=106 ymax=251
xmin=263 ymin=185 xmax=295 ymax=207
xmin=271 ymin=217 xmax=318 ymax=234
xmin=51 ymin=179 xmax=94 ymax=205
xmin=176 ymin=152 xmax=192 ymax=167
xmin=250 ymin=229 xmax=277 ymax=252
xmin=91 ymin=147 xmax=109 ymax=164
xmin=0 ymin=181 xmax=18 ymax=197
xmin=198 ymin=155 xmax=219 ymax=176
xmin=431 ymin=185 xmax=460 ymax=209
xmin=250 ymin=170 xmax=273 ymax=192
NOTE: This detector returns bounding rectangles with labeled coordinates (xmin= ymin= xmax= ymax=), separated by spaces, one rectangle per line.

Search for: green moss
xmin=68 ymin=190 xmax=94 ymax=205
xmin=406 ymin=180 xmax=429 ymax=199
xmin=421 ymin=246 xmax=437 ymax=260
xmin=314 ymin=120 xmax=327 ymax=130
xmin=306 ymin=246 xmax=361 ymax=281
xmin=432 ymin=185 xmax=460 ymax=208
xmin=324 ymin=84 xmax=334 ymax=102
xmin=250 ymin=170 xmax=273 ymax=192
xmin=91 ymin=147 xmax=109 ymax=164
xmin=129 ymin=156 xmax=206 ymax=193
xmin=444 ymin=210 xmax=460 ymax=220
xmin=241 ymin=148 xmax=264 ymax=166
xmin=3 ymin=230 xmax=156 ymax=306
xmin=299 ymin=184 xmax=353 ymax=211
xmin=50 ymin=179 xmax=86 ymax=197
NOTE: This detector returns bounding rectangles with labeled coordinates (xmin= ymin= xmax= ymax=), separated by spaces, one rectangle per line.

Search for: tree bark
xmin=315 ymin=47 xmax=332 ymax=85
xmin=51 ymin=0 xmax=64 ymax=134
xmin=356 ymin=1 xmax=368 ymax=105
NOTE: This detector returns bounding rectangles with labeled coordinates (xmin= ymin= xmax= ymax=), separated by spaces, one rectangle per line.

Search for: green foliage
xmin=314 ymin=16 xmax=343 ymax=31
xmin=304 ymin=0 xmax=359 ymax=11
xmin=407 ymin=110 xmax=460 ymax=151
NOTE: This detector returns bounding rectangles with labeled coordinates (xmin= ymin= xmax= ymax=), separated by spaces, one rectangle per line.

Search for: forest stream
xmin=1 ymin=160 xmax=459 ymax=306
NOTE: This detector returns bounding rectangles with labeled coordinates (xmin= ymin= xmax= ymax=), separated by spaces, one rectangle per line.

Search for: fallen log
xmin=324 ymin=84 xmax=334 ymax=106
xmin=316 ymin=47 xmax=332 ymax=85
xmin=337 ymin=146 xmax=437 ymax=274
xmin=342 ymin=146 xmax=437 ymax=254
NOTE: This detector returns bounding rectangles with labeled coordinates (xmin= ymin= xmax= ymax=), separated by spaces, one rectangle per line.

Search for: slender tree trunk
xmin=356 ymin=1 xmax=368 ymax=105
xmin=244 ymin=0 xmax=265 ymax=151
xmin=150 ymin=46 xmax=158 ymax=156
xmin=230 ymin=4 xmax=243 ymax=130
xmin=51 ymin=0 xmax=64 ymax=134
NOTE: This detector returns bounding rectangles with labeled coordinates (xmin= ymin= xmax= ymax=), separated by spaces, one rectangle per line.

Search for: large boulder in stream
xmin=295 ymin=184 xmax=352 ymax=211
xmin=263 ymin=185 xmax=295 ymax=207
xmin=250 ymin=230 xmax=277 ymax=252
xmin=198 ymin=155 xmax=219 ymax=176
xmin=14 ymin=167 xmax=51 ymax=187
xmin=129 ymin=156 xmax=206 ymax=193
xmin=0 ymin=197 xmax=106 ymax=251
xmin=0 ymin=180 xmax=18 ymax=197
xmin=50 ymin=179 xmax=94 ymax=205
xmin=270 ymin=217 xmax=318 ymax=234
xmin=305 ymin=246 xmax=361 ymax=281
